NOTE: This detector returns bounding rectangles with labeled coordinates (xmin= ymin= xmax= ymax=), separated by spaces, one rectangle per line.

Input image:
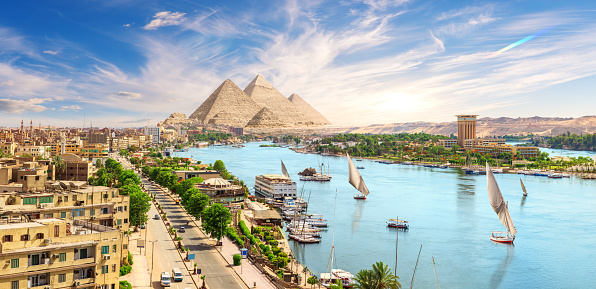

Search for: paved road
xmin=142 ymin=177 xmax=246 ymax=289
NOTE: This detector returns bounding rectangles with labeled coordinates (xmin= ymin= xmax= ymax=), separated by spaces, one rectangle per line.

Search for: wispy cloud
xmin=111 ymin=91 xmax=142 ymax=99
xmin=143 ymin=11 xmax=187 ymax=30
xmin=0 ymin=98 xmax=52 ymax=113
xmin=60 ymin=105 xmax=82 ymax=111
xmin=43 ymin=50 xmax=59 ymax=55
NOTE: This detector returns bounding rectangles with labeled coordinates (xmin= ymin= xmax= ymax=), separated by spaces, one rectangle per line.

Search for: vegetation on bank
xmin=542 ymin=132 xmax=596 ymax=151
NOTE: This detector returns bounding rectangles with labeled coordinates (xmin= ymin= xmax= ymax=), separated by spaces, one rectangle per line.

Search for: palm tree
xmin=353 ymin=269 xmax=375 ymax=289
xmin=53 ymin=155 xmax=66 ymax=178
xmin=371 ymin=261 xmax=401 ymax=289
xmin=354 ymin=262 xmax=401 ymax=289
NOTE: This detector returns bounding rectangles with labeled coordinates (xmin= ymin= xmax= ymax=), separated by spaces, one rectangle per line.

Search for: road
xmin=141 ymin=176 xmax=247 ymax=289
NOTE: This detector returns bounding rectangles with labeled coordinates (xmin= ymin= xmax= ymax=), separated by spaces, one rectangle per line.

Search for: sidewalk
xmin=219 ymin=237 xmax=276 ymax=289
xmin=120 ymin=232 xmax=152 ymax=289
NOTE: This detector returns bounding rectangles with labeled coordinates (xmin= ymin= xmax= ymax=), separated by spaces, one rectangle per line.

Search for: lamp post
xmin=149 ymin=240 xmax=157 ymax=287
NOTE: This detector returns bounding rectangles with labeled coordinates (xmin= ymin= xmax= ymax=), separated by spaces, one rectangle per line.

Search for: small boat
xmin=487 ymin=163 xmax=517 ymax=243
xmin=347 ymin=153 xmax=370 ymax=200
xmin=356 ymin=166 xmax=365 ymax=169
xmin=548 ymin=173 xmax=562 ymax=178
xmin=320 ymin=196 xmax=355 ymax=288
xmin=289 ymin=234 xmax=321 ymax=243
xmin=520 ymin=178 xmax=528 ymax=197
xmin=387 ymin=219 xmax=409 ymax=230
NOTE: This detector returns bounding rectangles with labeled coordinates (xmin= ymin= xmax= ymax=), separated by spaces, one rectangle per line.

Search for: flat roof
xmin=0 ymin=222 xmax=44 ymax=230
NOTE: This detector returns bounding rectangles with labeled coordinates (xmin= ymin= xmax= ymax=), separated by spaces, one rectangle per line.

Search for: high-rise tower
xmin=456 ymin=115 xmax=478 ymax=147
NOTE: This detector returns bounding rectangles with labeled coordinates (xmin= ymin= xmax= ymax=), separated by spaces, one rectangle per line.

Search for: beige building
xmin=474 ymin=143 xmax=540 ymax=158
xmin=194 ymin=178 xmax=245 ymax=205
xmin=173 ymin=170 xmax=221 ymax=182
xmin=0 ymin=218 xmax=122 ymax=289
xmin=0 ymin=184 xmax=130 ymax=260
xmin=79 ymin=144 xmax=108 ymax=160
xmin=1 ymin=143 xmax=18 ymax=156
xmin=0 ymin=159 xmax=55 ymax=192
xmin=15 ymin=146 xmax=50 ymax=158
xmin=456 ymin=115 xmax=477 ymax=147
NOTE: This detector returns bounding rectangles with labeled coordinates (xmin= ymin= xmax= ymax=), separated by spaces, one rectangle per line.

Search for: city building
xmin=144 ymin=127 xmax=160 ymax=144
xmin=456 ymin=115 xmax=477 ymax=147
xmin=172 ymin=170 xmax=221 ymax=182
xmin=1 ymin=142 xmax=18 ymax=156
xmin=194 ymin=178 xmax=245 ymax=205
xmin=0 ymin=218 xmax=123 ymax=289
xmin=438 ymin=139 xmax=458 ymax=148
xmin=474 ymin=143 xmax=540 ymax=159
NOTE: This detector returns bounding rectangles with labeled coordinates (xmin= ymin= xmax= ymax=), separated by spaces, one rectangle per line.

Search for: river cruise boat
xmin=387 ymin=219 xmax=409 ymax=230
xmin=289 ymin=234 xmax=321 ymax=243
xmin=254 ymin=174 xmax=297 ymax=199
xmin=300 ymin=174 xmax=332 ymax=181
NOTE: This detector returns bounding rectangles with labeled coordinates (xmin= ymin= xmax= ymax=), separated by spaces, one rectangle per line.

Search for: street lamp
xmin=149 ymin=240 xmax=157 ymax=287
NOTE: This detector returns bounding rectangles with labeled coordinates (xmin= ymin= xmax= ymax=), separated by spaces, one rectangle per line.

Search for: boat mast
xmin=410 ymin=245 xmax=422 ymax=289
xmin=432 ymin=256 xmax=440 ymax=289
xmin=394 ymin=215 xmax=398 ymax=276
xmin=324 ymin=193 xmax=338 ymax=283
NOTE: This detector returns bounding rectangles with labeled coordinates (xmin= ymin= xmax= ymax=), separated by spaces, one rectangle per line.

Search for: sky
xmin=1 ymin=0 xmax=596 ymax=128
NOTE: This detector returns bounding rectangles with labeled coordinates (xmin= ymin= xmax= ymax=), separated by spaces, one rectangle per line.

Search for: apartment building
xmin=0 ymin=184 xmax=129 ymax=259
xmin=1 ymin=143 xmax=18 ymax=156
xmin=15 ymin=146 xmax=50 ymax=158
xmin=0 ymin=160 xmax=55 ymax=192
xmin=0 ymin=218 xmax=122 ymax=289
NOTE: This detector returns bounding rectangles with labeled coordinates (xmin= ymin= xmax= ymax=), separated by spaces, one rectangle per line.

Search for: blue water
xmin=507 ymin=140 xmax=595 ymax=159
xmin=174 ymin=142 xmax=596 ymax=288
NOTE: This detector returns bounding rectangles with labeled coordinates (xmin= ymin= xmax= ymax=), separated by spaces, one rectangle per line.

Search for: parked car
xmin=160 ymin=272 xmax=171 ymax=287
xmin=140 ymin=224 xmax=146 ymax=229
xmin=179 ymin=226 xmax=186 ymax=233
xmin=154 ymin=214 xmax=160 ymax=220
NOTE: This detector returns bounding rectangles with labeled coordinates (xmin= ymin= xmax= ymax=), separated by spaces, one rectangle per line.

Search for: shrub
xmin=267 ymin=253 xmax=275 ymax=261
xmin=278 ymin=251 xmax=288 ymax=258
xmin=240 ymin=204 xmax=244 ymax=209
xmin=128 ymin=251 xmax=133 ymax=265
xmin=272 ymin=246 xmax=281 ymax=256
xmin=119 ymin=281 xmax=132 ymax=289
xmin=119 ymin=264 xmax=132 ymax=276
xmin=225 ymin=227 xmax=244 ymax=247
xmin=233 ymin=254 xmax=242 ymax=266
xmin=269 ymin=240 xmax=278 ymax=246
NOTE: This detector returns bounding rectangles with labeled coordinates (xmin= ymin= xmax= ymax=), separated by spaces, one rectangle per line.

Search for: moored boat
xmin=387 ymin=219 xmax=409 ymax=230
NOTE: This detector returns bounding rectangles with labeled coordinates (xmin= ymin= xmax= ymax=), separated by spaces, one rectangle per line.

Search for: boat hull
xmin=490 ymin=236 xmax=514 ymax=243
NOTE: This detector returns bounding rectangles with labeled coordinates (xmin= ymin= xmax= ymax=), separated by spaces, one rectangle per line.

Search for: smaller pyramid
xmin=288 ymin=93 xmax=331 ymax=125
xmin=189 ymin=79 xmax=262 ymax=127
xmin=246 ymin=107 xmax=289 ymax=128
xmin=244 ymin=74 xmax=309 ymax=125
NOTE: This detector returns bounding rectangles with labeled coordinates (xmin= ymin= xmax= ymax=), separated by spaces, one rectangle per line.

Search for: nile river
xmin=174 ymin=142 xmax=596 ymax=289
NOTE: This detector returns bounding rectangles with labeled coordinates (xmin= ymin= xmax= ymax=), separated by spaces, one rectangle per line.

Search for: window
xmin=10 ymin=258 xmax=19 ymax=268
xmin=11 ymin=281 xmax=18 ymax=289
xmin=54 ymin=225 xmax=60 ymax=237
xmin=59 ymin=253 xmax=66 ymax=262
xmin=117 ymin=219 xmax=122 ymax=225
xmin=112 ymin=264 xmax=116 ymax=272
xmin=20 ymin=234 xmax=30 ymax=241
xmin=102 ymin=208 xmax=108 ymax=214
xmin=90 ymin=209 xmax=95 ymax=216
xmin=64 ymin=196 xmax=68 ymax=202
xmin=101 ymin=265 xmax=108 ymax=274
xmin=24 ymin=197 xmax=36 ymax=205
xmin=3 ymin=235 xmax=13 ymax=242
xmin=124 ymin=206 xmax=127 ymax=211
xmin=73 ymin=195 xmax=77 ymax=201
xmin=39 ymin=196 xmax=53 ymax=203
xmin=123 ymin=244 xmax=128 ymax=250
xmin=61 ymin=212 xmax=66 ymax=218
xmin=123 ymin=219 xmax=128 ymax=224
xmin=36 ymin=233 xmax=44 ymax=239
xmin=59 ymin=274 xmax=66 ymax=283
xmin=112 ymin=245 xmax=117 ymax=253
xmin=101 ymin=246 xmax=109 ymax=255
xmin=89 ymin=195 xmax=93 ymax=200
xmin=31 ymin=254 xmax=40 ymax=265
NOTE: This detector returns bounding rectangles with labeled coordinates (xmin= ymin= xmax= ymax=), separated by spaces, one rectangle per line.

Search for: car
xmin=179 ymin=226 xmax=186 ymax=233
xmin=160 ymin=272 xmax=171 ymax=287
xmin=172 ymin=268 xmax=183 ymax=282
xmin=140 ymin=224 xmax=146 ymax=229
xmin=154 ymin=214 xmax=160 ymax=220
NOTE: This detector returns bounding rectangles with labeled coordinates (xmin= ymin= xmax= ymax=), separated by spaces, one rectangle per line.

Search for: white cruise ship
xmin=254 ymin=174 xmax=297 ymax=199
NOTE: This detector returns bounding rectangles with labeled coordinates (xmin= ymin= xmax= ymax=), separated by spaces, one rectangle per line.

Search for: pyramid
xmin=246 ymin=107 xmax=289 ymax=128
xmin=243 ymin=74 xmax=309 ymax=125
xmin=189 ymin=79 xmax=262 ymax=127
xmin=288 ymin=93 xmax=331 ymax=125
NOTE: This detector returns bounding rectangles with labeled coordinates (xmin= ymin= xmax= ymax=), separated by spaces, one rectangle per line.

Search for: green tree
xmin=354 ymin=262 xmax=400 ymax=289
xmin=118 ymin=170 xmax=140 ymax=187
xmin=307 ymin=276 xmax=318 ymax=288
xmin=201 ymin=203 xmax=231 ymax=242
xmin=52 ymin=155 xmax=66 ymax=177
xmin=185 ymin=189 xmax=210 ymax=218
xmin=128 ymin=186 xmax=151 ymax=226
xmin=213 ymin=160 xmax=226 ymax=172
xmin=95 ymin=159 xmax=103 ymax=169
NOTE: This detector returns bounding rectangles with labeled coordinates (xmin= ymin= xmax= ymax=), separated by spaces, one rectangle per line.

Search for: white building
xmin=254 ymin=174 xmax=297 ymax=199
xmin=144 ymin=126 xmax=160 ymax=143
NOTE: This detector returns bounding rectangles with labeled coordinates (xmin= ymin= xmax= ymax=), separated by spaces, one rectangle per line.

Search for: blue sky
xmin=1 ymin=0 xmax=595 ymax=127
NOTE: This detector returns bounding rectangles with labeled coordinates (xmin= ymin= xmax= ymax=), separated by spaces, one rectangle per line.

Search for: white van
xmin=160 ymin=272 xmax=171 ymax=287
xmin=171 ymin=268 xmax=183 ymax=282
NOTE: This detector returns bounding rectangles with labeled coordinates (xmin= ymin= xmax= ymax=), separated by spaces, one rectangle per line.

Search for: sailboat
xmin=347 ymin=153 xmax=370 ymax=200
xmin=320 ymin=196 xmax=355 ymax=288
xmin=486 ymin=163 xmax=517 ymax=243
xmin=520 ymin=178 xmax=528 ymax=196
xmin=281 ymin=160 xmax=290 ymax=179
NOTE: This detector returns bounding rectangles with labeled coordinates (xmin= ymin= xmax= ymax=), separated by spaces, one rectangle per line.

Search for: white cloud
xmin=60 ymin=105 xmax=82 ymax=111
xmin=0 ymin=80 xmax=14 ymax=86
xmin=0 ymin=98 xmax=52 ymax=113
xmin=43 ymin=50 xmax=58 ymax=55
xmin=123 ymin=23 xmax=132 ymax=28
xmin=143 ymin=11 xmax=187 ymax=30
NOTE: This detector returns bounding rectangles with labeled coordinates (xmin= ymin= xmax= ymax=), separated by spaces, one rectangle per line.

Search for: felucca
xmin=520 ymin=178 xmax=528 ymax=196
xmin=347 ymin=153 xmax=369 ymax=200
xmin=486 ymin=163 xmax=517 ymax=243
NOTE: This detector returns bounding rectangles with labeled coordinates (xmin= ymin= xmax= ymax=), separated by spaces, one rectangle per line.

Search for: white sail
xmin=281 ymin=160 xmax=290 ymax=179
xmin=520 ymin=178 xmax=527 ymax=195
xmin=486 ymin=163 xmax=517 ymax=236
xmin=347 ymin=153 xmax=370 ymax=196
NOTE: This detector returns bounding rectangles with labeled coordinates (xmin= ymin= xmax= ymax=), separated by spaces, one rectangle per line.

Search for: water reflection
xmin=456 ymin=172 xmax=476 ymax=198
xmin=351 ymin=199 xmax=365 ymax=235
xmin=489 ymin=244 xmax=515 ymax=289
xmin=520 ymin=195 xmax=527 ymax=207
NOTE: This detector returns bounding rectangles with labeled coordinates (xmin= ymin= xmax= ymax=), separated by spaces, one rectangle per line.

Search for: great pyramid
xmin=189 ymin=79 xmax=262 ymax=127
xmin=246 ymin=107 xmax=289 ymax=128
xmin=243 ymin=74 xmax=310 ymax=126
xmin=288 ymin=93 xmax=331 ymax=125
